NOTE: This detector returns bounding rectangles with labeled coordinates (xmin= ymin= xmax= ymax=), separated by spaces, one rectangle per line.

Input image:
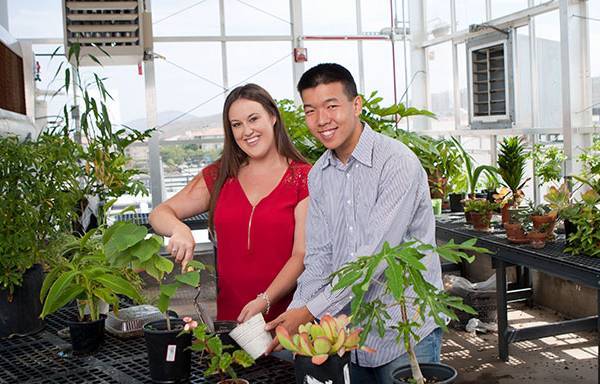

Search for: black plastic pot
xmin=448 ymin=193 xmax=465 ymax=212
xmin=294 ymin=352 xmax=350 ymax=384
xmin=214 ymin=320 xmax=240 ymax=349
xmin=144 ymin=319 xmax=192 ymax=384
xmin=0 ymin=264 xmax=44 ymax=338
xmin=564 ymin=219 xmax=578 ymax=246
xmin=392 ymin=363 xmax=458 ymax=384
xmin=65 ymin=315 xmax=106 ymax=355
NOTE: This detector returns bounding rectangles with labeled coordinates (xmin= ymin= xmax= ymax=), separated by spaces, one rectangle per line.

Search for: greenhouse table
xmin=113 ymin=212 xmax=209 ymax=231
xmin=436 ymin=213 xmax=600 ymax=381
xmin=0 ymin=304 xmax=295 ymax=384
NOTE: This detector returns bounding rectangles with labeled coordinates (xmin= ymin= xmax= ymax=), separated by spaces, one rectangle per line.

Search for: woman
xmin=149 ymin=84 xmax=310 ymax=323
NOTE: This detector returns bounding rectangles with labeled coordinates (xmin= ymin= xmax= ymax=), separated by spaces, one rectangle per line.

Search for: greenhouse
xmin=1 ymin=0 xmax=599 ymax=383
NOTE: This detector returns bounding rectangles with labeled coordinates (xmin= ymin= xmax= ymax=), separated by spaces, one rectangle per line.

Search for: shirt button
xmin=346 ymin=173 xmax=350 ymax=178
xmin=347 ymin=199 xmax=352 ymax=205
xmin=355 ymin=164 xmax=359 ymax=168
xmin=350 ymin=252 xmax=355 ymax=257
xmin=349 ymin=226 xmax=353 ymax=231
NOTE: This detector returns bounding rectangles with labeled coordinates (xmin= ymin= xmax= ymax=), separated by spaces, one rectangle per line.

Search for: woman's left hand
xmin=237 ymin=297 xmax=268 ymax=323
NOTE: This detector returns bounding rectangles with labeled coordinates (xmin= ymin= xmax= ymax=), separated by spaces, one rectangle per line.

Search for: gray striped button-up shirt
xmin=289 ymin=124 xmax=442 ymax=367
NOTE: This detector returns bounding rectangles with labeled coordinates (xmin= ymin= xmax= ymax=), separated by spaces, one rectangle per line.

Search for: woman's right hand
xmin=167 ymin=223 xmax=196 ymax=271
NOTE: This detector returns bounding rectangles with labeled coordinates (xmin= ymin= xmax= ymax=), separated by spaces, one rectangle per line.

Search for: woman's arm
xmin=237 ymin=196 xmax=309 ymax=322
xmin=148 ymin=172 xmax=211 ymax=270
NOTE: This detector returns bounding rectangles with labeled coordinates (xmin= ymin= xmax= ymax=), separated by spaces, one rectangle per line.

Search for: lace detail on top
xmin=284 ymin=161 xmax=311 ymax=201
xmin=201 ymin=162 xmax=220 ymax=193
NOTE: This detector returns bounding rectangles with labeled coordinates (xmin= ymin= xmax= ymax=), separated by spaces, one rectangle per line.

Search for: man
xmin=265 ymin=63 xmax=442 ymax=383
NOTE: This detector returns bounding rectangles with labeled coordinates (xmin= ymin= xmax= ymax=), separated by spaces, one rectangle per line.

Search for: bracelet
xmin=257 ymin=292 xmax=271 ymax=315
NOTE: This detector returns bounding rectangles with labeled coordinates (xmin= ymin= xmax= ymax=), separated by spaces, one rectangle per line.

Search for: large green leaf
xmin=155 ymin=256 xmax=174 ymax=273
xmin=384 ymin=255 xmax=405 ymax=301
xmin=96 ymin=274 xmax=143 ymax=303
xmin=40 ymin=270 xmax=81 ymax=318
xmin=159 ymin=283 xmax=178 ymax=298
xmin=40 ymin=267 xmax=61 ymax=302
xmin=130 ymin=236 xmax=162 ymax=262
xmin=104 ymin=222 xmax=147 ymax=259
xmin=175 ymin=271 xmax=200 ymax=287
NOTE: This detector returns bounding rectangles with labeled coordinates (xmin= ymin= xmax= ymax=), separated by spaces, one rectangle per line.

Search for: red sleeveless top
xmin=202 ymin=161 xmax=311 ymax=322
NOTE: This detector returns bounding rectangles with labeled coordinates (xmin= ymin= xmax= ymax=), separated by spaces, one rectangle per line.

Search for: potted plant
xmin=449 ymin=138 xmax=499 ymax=218
xmin=527 ymin=225 xmax=550 ymax=249
xmin=497 ymin=136 xmax=529 ymax=224
xmin=330 ymin=239 xmax=490 ymax=384
xmin=0 ymin=133 xmax=82 ymax=338
xmin=275 ymin=314 xmax=373 ymax=384
xmin=527 ymin=202 xmax=557 ymax=240
xmin=464 ymin=199 xmax=499 ymax=231
xmin=39 ymin=201 xmax=168 ymax=354
xmin=503 ymin=209 xmax=529 ymax=244
xmin=187 ymin=320 xmax=255 ymax=384
xmin=530 ymin=144 xmax=566 ymax=186
xmin=563 ymin=189 xmax=600 ymax=257
xmin=143 ymin=257 xmax=207 ymax=383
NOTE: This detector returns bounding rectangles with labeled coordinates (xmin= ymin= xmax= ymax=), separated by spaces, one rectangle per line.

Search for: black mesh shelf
xmin=0 ymin=303 xmax=295 ymax=384
xmin=436 ymin=213 xmax=600 ymax=288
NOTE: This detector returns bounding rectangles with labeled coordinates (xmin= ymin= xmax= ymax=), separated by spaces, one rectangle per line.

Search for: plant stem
xmin=165 ymin=313 xmax=171 ymax=331
xmin=401 ymin=301 xmax=424 ymax=384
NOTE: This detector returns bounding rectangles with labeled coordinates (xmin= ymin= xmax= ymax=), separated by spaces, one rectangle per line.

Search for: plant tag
xmin=343 ymin=363 xmax=350 ymax=384
xmin=166 ymin=345 xmax=177 ymax=362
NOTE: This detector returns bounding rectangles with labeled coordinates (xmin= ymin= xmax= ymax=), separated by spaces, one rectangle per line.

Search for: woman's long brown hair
xmin=207 ymin=84 xmax=306 ymax=235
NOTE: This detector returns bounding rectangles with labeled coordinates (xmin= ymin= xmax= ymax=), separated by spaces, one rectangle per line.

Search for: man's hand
xmin=263 ymin=306 xmax=315 ymax=355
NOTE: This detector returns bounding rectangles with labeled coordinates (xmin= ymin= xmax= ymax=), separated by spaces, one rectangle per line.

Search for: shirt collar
xmin=321 ymin=123 xmax=375 ymax=170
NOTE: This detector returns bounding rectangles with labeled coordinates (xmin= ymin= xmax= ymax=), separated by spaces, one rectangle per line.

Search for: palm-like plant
xmin=497 ymin=137 xmax=529 ymax=204
xmin=450 ymin=137 xmax=499 ymax=198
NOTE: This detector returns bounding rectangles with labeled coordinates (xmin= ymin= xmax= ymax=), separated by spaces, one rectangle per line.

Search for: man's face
xmin=301 ymin=82 xmax=362 ymax=158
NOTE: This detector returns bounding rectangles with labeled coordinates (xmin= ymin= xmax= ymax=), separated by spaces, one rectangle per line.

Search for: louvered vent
xmin=62 ymin=0 xmax=144 ymax=65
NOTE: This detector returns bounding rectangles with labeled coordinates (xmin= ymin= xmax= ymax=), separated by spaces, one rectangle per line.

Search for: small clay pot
xmin=527 ymin=231 xmax=547 ymax=249
xmin=470 ymin=212 xmax=493 ymax=231
xmin=504 ymin=222 xmax=526 ymax=243
xmin=531 ymin=214 xmax=557 ymax=239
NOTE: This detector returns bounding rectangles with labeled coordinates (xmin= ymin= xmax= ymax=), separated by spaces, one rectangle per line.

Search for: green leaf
xmin=159 ymin=283 xmax=179 ymax=298
xmin=155 ymin=256 xmax=174 ymax=273
xmin=40 ymin=270 xmax=81 ymax=318
xmin=96 ymin=274 xmax=143 ymax=303
xmin=129 ymin=236 xmax=162 ymax=262
xmin=233 ymin=349 xmax=255 ymax=368
xmin=175 ymin=271 xmax=200 ymax=287
xmin=40 ymin=267 xmax=61 ymax=302
xmin=384 ymin=255 xmax=404 ymax=301
xmin=104 ymin=222 xmax=147 ymax=256
xmin=207 ymin=335 xmax=223 ymax=355
xmin=185 ymin=260 xmax=206 ymax=270
xmin=157 ymin=293 xmax=170 ymax=313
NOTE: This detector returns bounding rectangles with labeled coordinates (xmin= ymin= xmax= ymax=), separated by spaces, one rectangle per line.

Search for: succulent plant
xmin=275 ymin=314 xmax=374 ymax=365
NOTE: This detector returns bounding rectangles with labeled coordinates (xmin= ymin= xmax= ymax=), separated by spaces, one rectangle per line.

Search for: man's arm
xmin=305 ymin=154 xmax=429 ymax=319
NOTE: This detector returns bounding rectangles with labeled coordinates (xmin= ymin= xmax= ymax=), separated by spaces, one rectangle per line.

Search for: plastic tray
xmin=105 ymin=305 xmax=164 ymax=338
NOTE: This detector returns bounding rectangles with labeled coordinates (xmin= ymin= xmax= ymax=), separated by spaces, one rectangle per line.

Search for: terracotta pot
xmin=527 ymin=231 xmax=547 ymax=249
xmin=501 ymin=203 xmax=513 ymax=225
xmin=470 ymin=212 xmax=493 ymax=231
xmin=504 ymin=222 xmax=526 ymax=243
xmin=531 ymin=214 xmax=557 ymax=239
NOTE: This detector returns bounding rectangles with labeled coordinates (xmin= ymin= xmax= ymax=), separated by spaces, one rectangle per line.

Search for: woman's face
xmin=228 ymin=98 xmax=278 ymax=160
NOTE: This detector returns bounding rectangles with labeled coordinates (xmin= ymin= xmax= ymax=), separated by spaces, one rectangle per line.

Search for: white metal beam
xmin=420 ymin=1 xmax=558 ymax=48
xmin=560 ymin=0 xmax=591 ymax=177
xmin=408 ymin=0 xmax=428 ymax=131
xmin=290 ymin=0 xmax=304 ymax=104
xmin=143 ymin=0 xmax=164 ymax=208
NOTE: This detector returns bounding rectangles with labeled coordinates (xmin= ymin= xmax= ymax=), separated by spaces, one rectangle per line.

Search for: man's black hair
xmin=297 ymin=63 xmax=358 ymax=100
